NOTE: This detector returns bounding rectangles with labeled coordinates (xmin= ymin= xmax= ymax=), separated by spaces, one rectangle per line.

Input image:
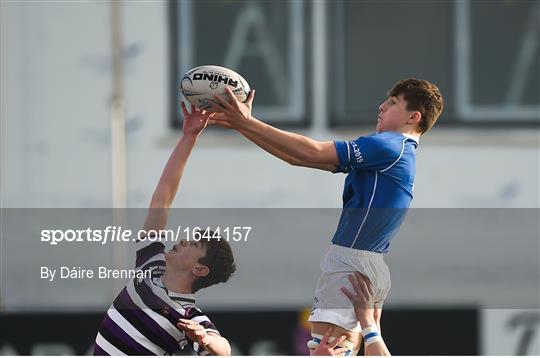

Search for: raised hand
xmin=181 ymin=101 xmax=214 ymax=136
xmin=209 ymin=87 xmax=256 ymax=130
xmin=341 ymin=272 xmax=376 ymax=321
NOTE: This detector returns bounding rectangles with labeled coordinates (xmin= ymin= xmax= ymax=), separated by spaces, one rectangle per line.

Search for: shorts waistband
xmin=330 ymin=244 xmax=383 ymax=259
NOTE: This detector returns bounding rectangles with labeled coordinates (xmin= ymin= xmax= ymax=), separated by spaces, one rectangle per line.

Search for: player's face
xmin=165 ymin=239 xmax=206 ymax=271
xmin=376 ymin=94 xmax=415 ymax=132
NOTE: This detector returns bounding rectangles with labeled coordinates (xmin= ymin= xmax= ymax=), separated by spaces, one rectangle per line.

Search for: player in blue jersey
xmin=209 ymin=78 xmax=443 ymax=355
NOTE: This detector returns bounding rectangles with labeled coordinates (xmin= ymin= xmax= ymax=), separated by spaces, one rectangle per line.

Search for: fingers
xmin=181 ymin=101 xmax=190 ymax=117
xmin=178 ymin=320 xmax=207 ymax=338
xmin=177 ymin=319 xmax=199 ymax=331
xmin=355 ymin=272 xmax=374 ymax=296
xmin=224 ymin=87 xmax=239 ymax=106
xmin=246 ymin=89 xmax=256 ymax=105
xmin=348 ymin=273 xmax=363 ymax=297
xmin=190 ymin=103 xmax=196 ymax=113
xmin=320 ymin=326 xmax=333 ymax=345
xmin=333 ymin=347 xmax=349 ymax=356
xmin=213 ymin=93 xmax=235 ymax=112
xmin=365 ymin=278 xmax=374 ymax=297
xmin=331 ymin=335 xmax=347 ymax=349
xmin=341 ymin=286 xmax=356 ymax=302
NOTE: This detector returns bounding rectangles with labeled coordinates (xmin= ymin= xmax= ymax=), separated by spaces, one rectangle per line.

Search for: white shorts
xmin=308 ymin=244 xmax=391 ymax=332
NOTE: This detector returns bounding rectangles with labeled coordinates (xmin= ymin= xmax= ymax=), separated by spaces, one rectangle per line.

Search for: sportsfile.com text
xmin=40 ymin=226 xmax=252 ymax=245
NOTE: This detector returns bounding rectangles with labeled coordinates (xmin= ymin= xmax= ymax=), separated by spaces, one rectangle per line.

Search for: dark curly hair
xmin=192 ymin=231 xmax=236 ymax=292
xmin=388 ymin=78 xmax=444 ymax=134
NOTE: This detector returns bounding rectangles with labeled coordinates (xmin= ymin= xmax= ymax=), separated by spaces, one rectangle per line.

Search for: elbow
xmin=224 ymin=342 xmax=232 ymax=356
xmin=211 ymin=338 xmax=232 ymax=356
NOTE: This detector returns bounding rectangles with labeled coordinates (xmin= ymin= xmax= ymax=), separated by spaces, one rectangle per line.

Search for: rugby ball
xmin=181 ymin=65 xmax=250 ymax=111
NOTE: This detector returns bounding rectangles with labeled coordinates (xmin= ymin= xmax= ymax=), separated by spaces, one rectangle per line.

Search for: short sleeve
xmin=334 ymin=135 xmax=403 ymax=172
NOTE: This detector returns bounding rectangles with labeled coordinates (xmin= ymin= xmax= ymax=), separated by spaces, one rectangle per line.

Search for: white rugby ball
xmin=181 ymin=65 xmax=250 ymax=111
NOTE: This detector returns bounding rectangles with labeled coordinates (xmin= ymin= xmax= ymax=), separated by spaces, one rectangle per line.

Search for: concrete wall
xmin=1 ymin=0 xmax=539 ymax=309
xmin=2 ymin=2 xmax=538 ymax=210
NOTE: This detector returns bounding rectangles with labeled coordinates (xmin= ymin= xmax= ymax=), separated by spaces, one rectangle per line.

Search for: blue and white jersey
xmin=332 ymin=131 xmax=419 ymax=253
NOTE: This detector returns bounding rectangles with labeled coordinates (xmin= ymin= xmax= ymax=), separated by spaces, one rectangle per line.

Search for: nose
xmin=379 ymin=101 xmax=387 ymax=112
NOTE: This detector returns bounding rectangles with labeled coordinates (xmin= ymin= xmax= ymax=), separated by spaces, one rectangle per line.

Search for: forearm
xmin=364 ymin=337 xmax=391 ymax=356
xmin=358 ymin=317 xmax=391 ymax=356
xmin=238 ymin=128 xmax=301 ymax=165
xmin=150 ymin=134 xmax=198 ymax=207
xmin=238 ymin=127 xmax=338 ymax=171
xmin=240 ymin=116 xmax=333 ymax=164
xmin=142 ymin=134 xmax=198 ymax=233
xmin=203 ymin=334 xmax=231 ymax=356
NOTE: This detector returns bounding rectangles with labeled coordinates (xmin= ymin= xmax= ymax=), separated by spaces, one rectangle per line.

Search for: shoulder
xmin=356 ymin=132 xmax=406 ymax=157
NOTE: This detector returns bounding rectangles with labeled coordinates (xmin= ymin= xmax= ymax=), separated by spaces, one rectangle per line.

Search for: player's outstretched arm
xmin=342 ymin=273 xmax=391 ymax=356
xmin=210 ymin=108 xmax=335 ymax=171
xmin=210 ymin=88 xmax=340 ymax=170
xmin=178 ymin=319 xmax=232 ymax=356
xmin=142 ymin=103 xmax=212 ymax=233
xmin=237 ymin=127 xmax=338 ymax=172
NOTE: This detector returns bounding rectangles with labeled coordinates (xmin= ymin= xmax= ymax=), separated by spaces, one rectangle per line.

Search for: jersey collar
xmin=157 ymin=277 xmax=197 ymax=303
xmin=402 ymin=133 xmax=420 ymax=143
xmin=168 ymin=291 xmax=196 ymax=304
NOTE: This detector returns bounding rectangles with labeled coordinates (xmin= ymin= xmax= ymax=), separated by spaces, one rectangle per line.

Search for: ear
xmin=408 ymin=111 xmax=422 ymax=125
xmin=192 ymin=264 xmax=209 ymax=278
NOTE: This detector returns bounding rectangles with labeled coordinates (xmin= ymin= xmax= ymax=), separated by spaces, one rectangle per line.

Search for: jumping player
xmin=210 ymin=78 xmax=443 ymax=354
xmin=94 ymin=103 xmax=236 ymax=356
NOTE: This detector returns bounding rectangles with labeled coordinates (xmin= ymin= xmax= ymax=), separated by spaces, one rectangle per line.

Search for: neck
xmin=401 ymin=127 xmax=422 ymax=138
xmin=162 ymin=268 xmax=194 ymax=294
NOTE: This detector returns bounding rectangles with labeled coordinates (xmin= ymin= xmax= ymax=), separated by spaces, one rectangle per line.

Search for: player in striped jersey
xmin=209 ymin=78 xmax=443 ymax=354
xmin=94 ymin=102 xmax=236 ymax=356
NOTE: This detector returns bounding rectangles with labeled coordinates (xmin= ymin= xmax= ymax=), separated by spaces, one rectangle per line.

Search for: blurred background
xmin=1 ymin=0 xmax=539 ymax=355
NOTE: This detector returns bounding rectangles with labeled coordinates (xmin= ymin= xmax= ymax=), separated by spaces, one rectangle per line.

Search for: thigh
xmin=310 ymin=321 xmax=362 ymax=350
